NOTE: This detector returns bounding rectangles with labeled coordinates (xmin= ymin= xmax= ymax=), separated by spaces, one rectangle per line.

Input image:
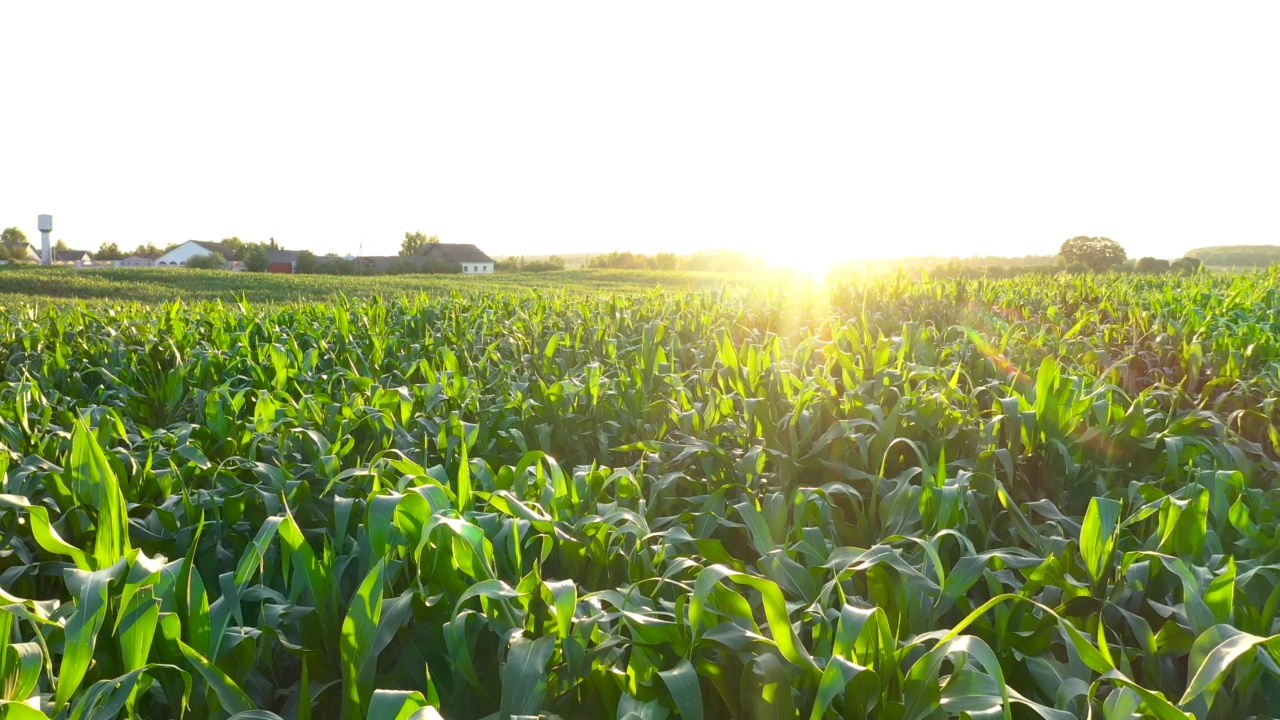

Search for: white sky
xmin=1 ymin=3 xmax=1277 ymax=263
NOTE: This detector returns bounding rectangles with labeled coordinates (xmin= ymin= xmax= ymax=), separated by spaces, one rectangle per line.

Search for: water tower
xmin=38 ymin=215 xmax=52 ymax=266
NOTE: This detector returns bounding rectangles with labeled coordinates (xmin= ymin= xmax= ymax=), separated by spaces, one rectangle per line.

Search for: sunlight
xmin=760 ymin=246 xmax=828 ymax=285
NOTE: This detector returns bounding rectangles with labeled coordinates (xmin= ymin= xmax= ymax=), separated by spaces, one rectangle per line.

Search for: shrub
xmin=186 ymin=253 xmax=228 ymax=270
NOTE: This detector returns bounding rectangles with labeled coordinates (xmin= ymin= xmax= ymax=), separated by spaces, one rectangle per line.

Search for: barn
xmin=267 ymin=250 xmax=300 ymax=274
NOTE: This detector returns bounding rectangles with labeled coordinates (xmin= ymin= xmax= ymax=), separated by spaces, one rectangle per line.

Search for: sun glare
xmin=759 ymin=246 xmax=829 ymax=284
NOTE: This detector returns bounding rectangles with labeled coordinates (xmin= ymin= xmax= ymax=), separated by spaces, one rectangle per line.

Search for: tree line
xmin=582 ymin=250 xmax=765 ymax=272
xmin=1185 ymin=245 xmax=1280 ymax=268
xmin=922 ymin=237 xmax=1201 ymax=278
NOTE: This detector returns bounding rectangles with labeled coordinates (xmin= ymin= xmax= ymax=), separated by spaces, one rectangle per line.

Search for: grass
xmin=0 ymin=269 xmax=1278 ymax=718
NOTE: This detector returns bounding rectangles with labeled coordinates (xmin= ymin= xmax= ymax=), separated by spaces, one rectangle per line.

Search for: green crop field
xmin=0 ymin=267 xmax=751 ymax=305
xmin=1 ymin=269 xmax=1279 ymax=718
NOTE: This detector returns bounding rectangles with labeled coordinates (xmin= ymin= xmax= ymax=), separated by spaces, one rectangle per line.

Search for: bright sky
xmin=2 ymin=3 xmax=1277 ymax=263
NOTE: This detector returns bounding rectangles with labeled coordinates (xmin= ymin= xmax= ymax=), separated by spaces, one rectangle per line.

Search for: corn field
xmin=1 ymin=271 xmax=1280 ymax=719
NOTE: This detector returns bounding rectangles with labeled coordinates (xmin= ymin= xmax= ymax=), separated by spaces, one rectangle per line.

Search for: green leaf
xmin=279 ymin=511 xmax=337 ymax=632
xmin=56 ymin=566 xmax=119 ymax=708
xmin=541 ymin=580 xmax=577 ymax=640
xmin=1 ymin=641 xmax=42 ymax=704
xmin=340 ymin=560 xmax=387 ymax=720
xmin=809 ymin=656 xmax=877 ymax=720
xmin=1080 ymin=497 xmax=1122 ymax=585
xmin=67 ymin=664 xmax=190 ymax=720
xmin=1179 ymin=625 xmax=1266 ymax=707
xmin=1204 ymin=558 xmax=1236 ymax=625
xmin=499 ymin=634 xmax=556 ymax=719
xmin=691 ymin=565 xmax=817 ymax=671
xmin=366 ymin=690 xmax=430 ymax=720
xmin=70 ymin=418 xmax=131 ymax=570
xmin=658 ymin=658 xmax=703 ymax=720
xmin=0 ymin=495 xmax=90 ymax=570
xmin=117 ymin=585 xmax=159 ymax=672
xmin=0 ymin=700 xmax=52 ymax=719
xmin=178 ymin=640 xmax=254 ymax=715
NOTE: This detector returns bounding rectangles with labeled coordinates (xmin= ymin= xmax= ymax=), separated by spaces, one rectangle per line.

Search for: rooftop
xmin=416 ymin=243 xmax=495 ymax=264
xmin=190 ymin=241 xmax=235 ymax=258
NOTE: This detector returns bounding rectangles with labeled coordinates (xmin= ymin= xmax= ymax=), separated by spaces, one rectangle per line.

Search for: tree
xmin=1 ymin=227 xmax=27 ymax=257
xmin=241 ymin=244 xmax=269 ymax=272
xmin=296 ymin=250 xmax=318 ymax=274
xmin=186 ymin=253 xmax=227 ymax=270
xmin=132 ymin=243 xmax=162 ymax=258
xmin=54 ymin=240 xmax=69 ymax=254
xmin=1171 ymin=257 xmax=1202 ymax=274
xmin=1135 ymin=257 xmax=1170 ymax=273
xmin=96 ymin=242 xmax=126 ymax=261
xmin=222 ymin=237 xmax=245 ymax=258
xmin=1059 ymin=236 xmax=1127 ymax=272
xmin=400 ymin=231 xmax=440 ymax=257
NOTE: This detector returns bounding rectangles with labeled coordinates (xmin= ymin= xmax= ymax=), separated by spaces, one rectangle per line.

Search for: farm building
xmin=350 ymin=256 xmax=402 ymax=274
xmin=1 ymin=245 xmax=92 ymax=266
xmin=53 ymin=249 xmax=93 ymax=268
xmin=416 ymin=243 xmax=495 ymax=274
xmin=117 ymin=255 xmax=155 ymax=267
xmin=153 ymin=241 xmax=236 ymax=268
xmin=267 ymin=250 xmax=300 ymax=274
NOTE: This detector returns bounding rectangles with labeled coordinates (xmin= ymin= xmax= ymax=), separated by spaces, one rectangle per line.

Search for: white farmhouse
xmin=154 ymin=241 xmax=236 ymax=268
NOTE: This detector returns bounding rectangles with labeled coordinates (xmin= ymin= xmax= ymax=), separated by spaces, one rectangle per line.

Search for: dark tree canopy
xmin=1059 ymin=236 xmax=1127 ymax=271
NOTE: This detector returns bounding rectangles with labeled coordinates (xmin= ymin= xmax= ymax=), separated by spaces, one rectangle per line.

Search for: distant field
xmin=0 ymin=266 xmax=755 ymax=304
